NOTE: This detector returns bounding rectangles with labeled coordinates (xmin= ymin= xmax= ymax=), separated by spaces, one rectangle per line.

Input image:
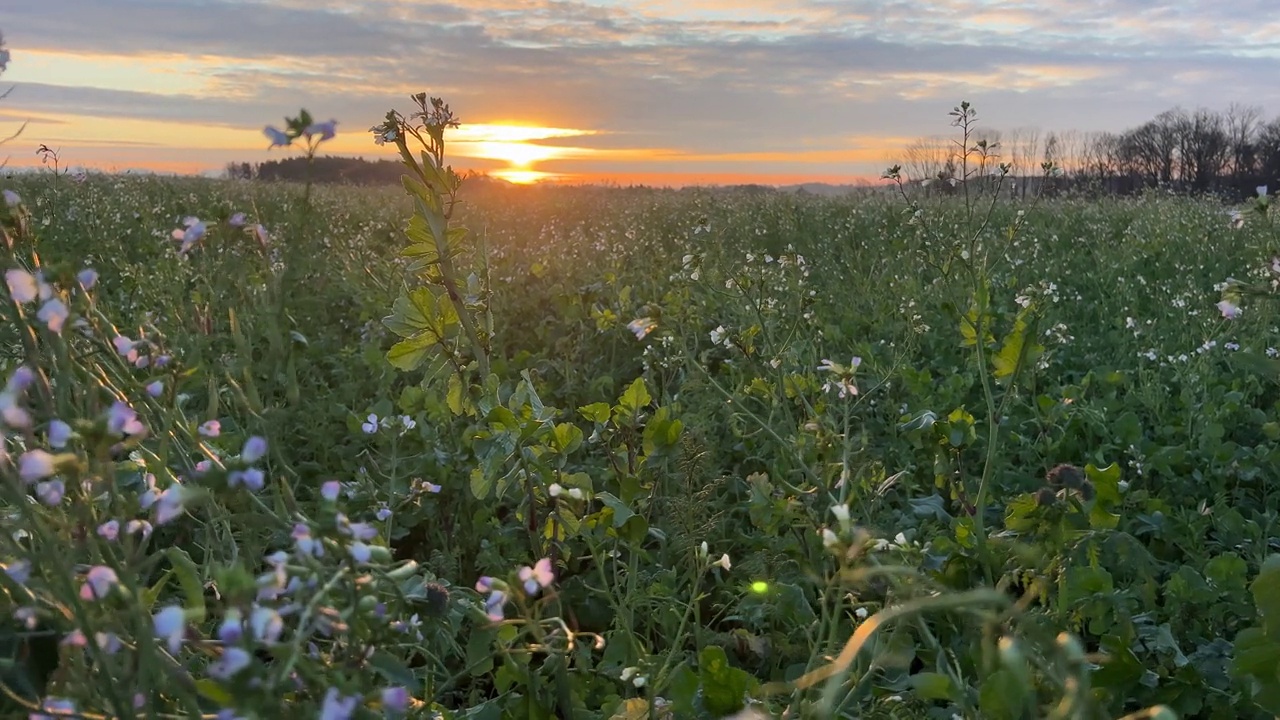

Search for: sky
xmin=1 ymin=0 xmax=1279 ymax=185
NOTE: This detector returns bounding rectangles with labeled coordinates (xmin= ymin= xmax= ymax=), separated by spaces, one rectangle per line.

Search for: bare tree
xmin=902 ymin=135 xmax=954 ymax=184
xmin=1225 ymin=102 xmax=1262 ymax=177
xmin=1176 ymin=108 xmax=1230 ymax=191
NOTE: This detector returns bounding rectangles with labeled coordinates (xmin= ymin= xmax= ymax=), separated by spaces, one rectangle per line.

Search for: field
xmin=2 ymin=157 xmax=1280 ymax=720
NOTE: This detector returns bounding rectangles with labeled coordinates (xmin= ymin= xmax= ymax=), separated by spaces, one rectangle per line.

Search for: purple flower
xmin=1217 ymin=299 xmax=1242 ymax=319
xmin=18 ymin=450 xmax=55 ymax=484
xmin=249 ymin=606 xmax=283 ymax=644
xmin=80 ymin=566 xmax=119 ymax=601
xmin=48 ymin=420 xmax=71 ymax=448
xmin=146 ymin=380 xmax=164 ymax=397
xmin=320 ymin=480 xmax=340 ymax=502
xmin=209 ymin=647 xmax=252 ymax=679
xmin=263 ymin=126 xmax=291 ymax=148
xmin=7 ymin=366 xmax=35 ymax=393
xmin=293 ymin=523 xmax=321 ymax=557
xmin=216 ymin=609 xmax=243 ymax=644
xmin=106 ymin=401 xmax=145 ymax=436
xmin=319 ymin=688 xmax=358 ymax=720
xmin=484 ymin=589 xmax=507 ymax=621
xmin=518 ymin=558 xmax=555 ymax=596
xmin=381 ymin=687 xmax=409 ymax=714
xmin=229 ymin=212 xmax=246 ymax=227
xmin=171 ymin=217 xmax=207 ymax=255
xmin=37 ymin=298 xmax=69 ymax=334
xmin=228 ymin=467 xmax=265 ymax=492
xmin=349 ymin=542 xmax=372 ymax=565
xmin=2 ymin=190 xmax=19 ymax=208
xmin=155 ymin=485 xmax=188 ymax=525
xmin=3 ymin=560 xmax=31 ymax=585
xmin=77 ymin=269 xmax=98 ymax=290
xmin=95 ymin=632 xmax=122 ymax=654
xmin=5 ymin=268 xmax=36 ymax=303
xmin=198 ymin=420 xmax=221 ymax=437
xmin=126 ymin=519 xmax=153 ymax=539
xmin=35 ymin=479 xmax=64 ymax=506
xmin=97 ymin=520 xmax=120 ymax=541
xmin=242 ymin=436 xmax=267 ymax=463
xmin=376 ymin=505 xmax=392 ymax=522
xmin=304 ymin=119 xmax=338 ymax=142
xmin=152 ymin=605 xmax=185 ymax=653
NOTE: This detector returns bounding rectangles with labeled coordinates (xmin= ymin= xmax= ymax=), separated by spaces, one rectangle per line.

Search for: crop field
xmin=2 ymin=140 xmax=1280 ymax=719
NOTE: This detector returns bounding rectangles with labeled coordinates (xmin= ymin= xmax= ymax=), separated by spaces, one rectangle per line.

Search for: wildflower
xmin=18 ymin=449 xmax=56 ymax=484
xmin=229 ymin=212 xmax=246 ymax=227
xmin=2 ymin=559 xmax=31 ymax=585
xmin=483 ymin=589 xmax=507 ymax=621
xmin=321 ymin=480 xmax=341 ymax=501
xmin=627 ymin=317 xmax=657 ymax=340
xmin=241 ymin=436 xmax=267 ymax=462
xmin=80 ymin=566 xmax=120 ymax=601
xmin=5 ymin=268 xmax=36 ymax=303
xmin=97 ymin=520 xmax=120 ymax=541
xmin=152 ymin=605 xmax=186 ymax=653
xmin=400 ymin=414 xmax=416 ymax=431
xmin=35 ymin=479 xmax=63 ymax=505
xmin=127 ymin=520 xmax=153 ymax=539
xmin=1259 ymin=185 xmax=1269 ymax=198
xmin=249 ymin=606 xmax=283 ymax=644
xmin=217 ymin=609 xmax=243 ymax=644
xmin=172 ymin=217 xmax=207 ymax=255
xmin=518 ymin=558 xmax=554 ymax=596
xmin=293 ymin=523 xmax=322 ymax=557
xmin=376 ymin=505 xmax=392 ymax=521
xmin=107 ymin=401 xmax=145 ymax=436
xmin=1217 ymin=300 xmax=1241 ymax=319
xmin=155 ymin=485 xmax=188 ymax=525
xmin=228 ymin=467 xmax=265 ymax=492
xmin=1 ymin=391 xmax=31 ymax=429
xmin=48 ymin=419 xmax=71 ymax=448
xmin=198 ymin=420 xmax=221 ymax=437
xmin=821 ymin=527 xmax=838 ymax=548
xmin=36 ymin=295 xmax=68 ymax=333
xmin=304 ymin=119 xmax=338 ymax=142
xmin=548 ymin=483 xmax=563 ymax=497
xmin=31 ymin=697 xmax=78 ymax=720
xmin=263 ymin=126 xmax=291 ymax=148
xmin=381 ymin=687 xmax=409 ymax=714
xmin=146 ymin=380 xmax=164 ymax=397
xmin=319 ymin=688 xmax=359 ymax=720
xmin=113 ymin=334 xmax=136 ymax=357
xmin=209 ymin=647 xmax=252 ymax=679
xmin=714 ymin=553 xmax=731 ymax=571
xmin=710 ymin=325 xmax=728 ymax=346
xmin=75 ymin=269 xmax=99 ymax=291
xmin=251 ymin=224 xmax=269 ymax=248
xmin=349 ymin=542 xmax=372 ymax=564
xmin=855 ymin=607 xmax=869 ymax=619
xmin=1 ymin=189 xmax=18 ymax=208
xmin=361 ymin=413 xmax=380 ymax=434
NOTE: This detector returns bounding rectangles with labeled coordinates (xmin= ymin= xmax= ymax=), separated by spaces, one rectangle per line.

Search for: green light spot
xmin=750 ymin=581 xmax=769 ymax=594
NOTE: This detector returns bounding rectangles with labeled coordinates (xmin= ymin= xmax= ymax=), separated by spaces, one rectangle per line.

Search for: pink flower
xmin=80 ymin=566 xmax=119 ymax=601
xmin=518 ymin=558 xmax=555 ymax=596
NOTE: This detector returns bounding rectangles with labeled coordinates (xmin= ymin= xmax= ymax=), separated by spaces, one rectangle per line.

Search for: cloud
xmin=1 ymin=0 xmax=1280 ymax=178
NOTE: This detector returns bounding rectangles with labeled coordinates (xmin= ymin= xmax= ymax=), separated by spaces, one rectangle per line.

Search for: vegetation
xmin=3 ymin=96 xmax=1280 ymax=720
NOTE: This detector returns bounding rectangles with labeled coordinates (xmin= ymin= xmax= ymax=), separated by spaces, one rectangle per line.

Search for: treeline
xmin=901 ymin=103 xmax=1280 ymax=200
xmin=225 ymin=156 xmax=409 ymax=184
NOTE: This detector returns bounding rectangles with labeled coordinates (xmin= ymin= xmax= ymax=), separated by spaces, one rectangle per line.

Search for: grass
xmin=1 ymin=161 xmax=1278 ymax=719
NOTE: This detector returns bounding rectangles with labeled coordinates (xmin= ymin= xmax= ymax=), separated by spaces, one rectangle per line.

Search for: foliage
xmin=1 ymin=99 xmax=1279 ymax=719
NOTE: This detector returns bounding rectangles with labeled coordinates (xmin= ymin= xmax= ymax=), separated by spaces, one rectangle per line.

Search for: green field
xmin=2 ymin=164 xmax=1280 ymax=719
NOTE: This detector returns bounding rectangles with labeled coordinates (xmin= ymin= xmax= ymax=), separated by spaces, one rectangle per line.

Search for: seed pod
xmin=422 ymin=582 xmax=451 ymax=618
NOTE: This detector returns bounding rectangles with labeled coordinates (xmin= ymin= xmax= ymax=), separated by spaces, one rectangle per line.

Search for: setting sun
xmin=447 ymin=124 xmax=596 ymax=183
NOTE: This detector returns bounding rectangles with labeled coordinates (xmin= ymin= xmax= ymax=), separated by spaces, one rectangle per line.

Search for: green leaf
xmin=596 ymin=492 xmax=634 ymax=527
xmin=368 ymin=650 xmax=418 ymax=687
xmin=978 ymin=669 xmax=1028 ymax=720
xmin=551 ymin=423 xmax=583 ymax=454
xmin=697 ymin=646 xmax=756 ymax=716
xmin=165 ymin=548 xmax=206 ymax=622
xmin=387 ymin=335 xmax=435 ymax=372
xmin=617 ymin=377 xmax=651 ymax=416
xmin=910 ymin=672 xmax=957 ymax=701
xmin=579 ymin=402 xmax=611 ymax=424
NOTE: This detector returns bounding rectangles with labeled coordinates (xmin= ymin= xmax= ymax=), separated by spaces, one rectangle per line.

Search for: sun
xmin=448 ymin=123 xmax=594 ymax=184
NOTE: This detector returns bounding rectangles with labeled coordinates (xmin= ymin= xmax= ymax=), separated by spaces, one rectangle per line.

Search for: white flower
xmin=152 ymin=606 xmax=186 ymax=653
xmin=710 ymin=325 xmax=728 ymax=346
xmin=362 ymin=413 xmax=380 ymax=434
xmin=714 ymin=553 xmax=731 ymax=571
xmin=855 ymin=607 xmax=868 ymax=619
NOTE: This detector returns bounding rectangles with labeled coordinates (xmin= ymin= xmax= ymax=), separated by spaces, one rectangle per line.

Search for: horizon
xmin=2 ymin=1 xmax=1280 ymax=185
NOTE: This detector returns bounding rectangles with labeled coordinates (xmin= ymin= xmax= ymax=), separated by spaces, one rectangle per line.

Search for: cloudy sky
xmin=0 ymin=0 xmax=1278 ymax=184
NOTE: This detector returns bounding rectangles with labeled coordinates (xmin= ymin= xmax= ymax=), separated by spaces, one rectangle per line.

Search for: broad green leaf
xmin=910 ymin=672 xmax=956 ymax=701
xmin=617 ymin=377 xmax=651 ymax=415
xmin=387 ymin=335 xmax=435 ymax=372
xmin=579 ymin=402 xmax=611 ymax=424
